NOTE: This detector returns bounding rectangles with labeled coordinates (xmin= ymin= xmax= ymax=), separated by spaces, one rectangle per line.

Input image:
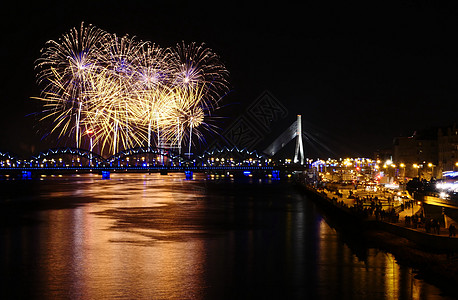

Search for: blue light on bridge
xmin=102 ymin=171 xmax=110 ymax=179
xmin=272 ymin=170 xmax=280 ymax=180
xmin=243 ymin=171 xmax=251 ymax=176
xmin=22 ymin=171 xmax=32 ymax=179
xmin=185 ymin=170 xmax=193 ymax=180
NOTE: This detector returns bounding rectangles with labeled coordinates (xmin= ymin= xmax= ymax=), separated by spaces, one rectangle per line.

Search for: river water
xmin=0 ymin=173 xmax=453 ymax=299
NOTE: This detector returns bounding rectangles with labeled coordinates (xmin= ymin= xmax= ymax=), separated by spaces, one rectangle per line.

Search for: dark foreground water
xmin=0 ymin=173 xmax=452 ymax=299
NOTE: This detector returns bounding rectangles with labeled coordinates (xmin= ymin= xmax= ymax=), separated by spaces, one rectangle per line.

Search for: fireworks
xmin=33 ymin=22 xmax=229 ymax=157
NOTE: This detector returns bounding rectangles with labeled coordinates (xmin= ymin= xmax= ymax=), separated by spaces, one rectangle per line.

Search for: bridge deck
xmin=0 ymin=165 xmax=301 ymax=172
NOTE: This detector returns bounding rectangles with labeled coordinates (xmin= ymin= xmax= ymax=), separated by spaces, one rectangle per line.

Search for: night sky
xmin=1 ymin=1 xmax=458 ymax=159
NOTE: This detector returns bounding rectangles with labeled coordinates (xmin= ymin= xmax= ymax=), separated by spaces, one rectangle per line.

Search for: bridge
xmin=0 ymin=146 xmax=306 ymax=178
xmin=0 ymin=116 xmax=307 ymax=177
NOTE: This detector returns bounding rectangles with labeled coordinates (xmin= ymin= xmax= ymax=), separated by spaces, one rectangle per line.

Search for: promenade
xmin=313 ymin=184 xmax=458 ymax=239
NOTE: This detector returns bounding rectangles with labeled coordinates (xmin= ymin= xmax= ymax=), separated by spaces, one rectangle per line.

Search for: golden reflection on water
xmin=35 ymin=173 xmax=206 ymax=299
xmin=317 ymin=219 xmax=449 ymax=299
xmin=2 ymin=174 xmax=453 ymax=299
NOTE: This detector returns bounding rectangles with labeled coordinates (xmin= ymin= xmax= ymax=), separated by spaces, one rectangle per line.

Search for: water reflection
xmin=39 ymin=174 xmax=206 ymax=299
xmin=0 ymin=174 xmax=453 ymax=299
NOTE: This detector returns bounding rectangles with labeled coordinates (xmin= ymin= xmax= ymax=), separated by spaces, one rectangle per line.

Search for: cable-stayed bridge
xmin=0 ymin=147 xmax=306 ymax=178
xmin=0 ymin=116 xmax=308 ymax=176
xmin=263 ymin=115 xmax=304 ymax=164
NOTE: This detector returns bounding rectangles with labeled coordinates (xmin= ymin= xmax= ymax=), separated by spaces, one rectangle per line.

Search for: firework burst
xmin=170 ymin=42 xmax=229 ymax=109
xmin=34 ymin=22 xmax=229 ymax=157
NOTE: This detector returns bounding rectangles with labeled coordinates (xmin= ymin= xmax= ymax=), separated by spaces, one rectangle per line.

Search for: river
xmin=0 ymin=173 xmax=453 ymax=299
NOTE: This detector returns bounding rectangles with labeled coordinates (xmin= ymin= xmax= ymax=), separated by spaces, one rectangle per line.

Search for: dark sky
xmin=1 ymin=1 xmax=458 ymax=159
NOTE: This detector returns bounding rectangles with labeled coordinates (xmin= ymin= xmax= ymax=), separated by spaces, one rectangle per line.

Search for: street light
xmin=413 ymin=164 xmax=419 ymax=177
xmin=428 ymin=163 xmax=434 ymax=180
xmin=390 ymin=163 xmax=396 ymax=183
xmin=400 ymin=163 xmax=405 ymax=183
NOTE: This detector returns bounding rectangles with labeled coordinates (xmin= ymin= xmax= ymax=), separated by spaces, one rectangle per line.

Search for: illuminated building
xmin=438 ymin=124 xmax=458 ymax=174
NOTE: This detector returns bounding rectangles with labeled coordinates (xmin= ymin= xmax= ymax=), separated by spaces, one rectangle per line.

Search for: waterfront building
xmin=393 ymin=128 xmax=438 ymax=179
xmin=393 ymin=125 xmax=458 ymax=180
xmin=438 ymin=124 xmax=458 ymax=176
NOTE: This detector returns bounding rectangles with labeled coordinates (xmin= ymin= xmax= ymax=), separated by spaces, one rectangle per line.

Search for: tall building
xmin=393 ymin=128 xmax=438 ymax=179
xmin=438 ymin=124 xmax=458 ymax=175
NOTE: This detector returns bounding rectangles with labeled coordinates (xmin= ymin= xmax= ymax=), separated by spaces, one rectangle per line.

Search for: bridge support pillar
xmin=22 ymin=171 xmax=32 ymax=179
xmin=263 ymin=114 xmax=305 ymax=164
xmin=272 ymin=170 xmax=280 ymax=180
xmin=185 ymin=171 xmax=193 ymax=180
xmin=102 ymin=171 xmax=110 ymax=179
xmin=294 ymin=115 xmax=304 ymax=165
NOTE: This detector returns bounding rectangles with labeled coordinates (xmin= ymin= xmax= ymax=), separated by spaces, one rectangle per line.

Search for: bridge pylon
xmin=263 ymin=114 xmax=305 ymax=165
xmin=294 ymin=115 xmax=304 ymax=165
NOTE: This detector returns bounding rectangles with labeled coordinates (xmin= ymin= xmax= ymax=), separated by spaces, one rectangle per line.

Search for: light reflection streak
xmin=1 ymin=174 xmax=452 ymax=299
xmin=31 ymin=173 xmax=207 ymax=298
xmin=316 ymin=217 xmax=448 ymax=299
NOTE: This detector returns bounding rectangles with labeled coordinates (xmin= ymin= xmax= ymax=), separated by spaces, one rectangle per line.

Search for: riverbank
xmin=299 ymin=183 xmax=458 ymax=297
